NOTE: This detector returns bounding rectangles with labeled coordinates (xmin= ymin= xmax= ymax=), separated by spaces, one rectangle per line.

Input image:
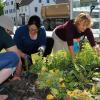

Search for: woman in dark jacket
xmin=52 ymin=12 xmax=100 ymax=58
xmin=13 ymin=15 xmax=54 ymax=80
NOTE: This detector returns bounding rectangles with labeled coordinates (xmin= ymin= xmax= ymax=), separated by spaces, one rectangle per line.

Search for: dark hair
xmin=28 ymin=15 xmax=41 ymax=28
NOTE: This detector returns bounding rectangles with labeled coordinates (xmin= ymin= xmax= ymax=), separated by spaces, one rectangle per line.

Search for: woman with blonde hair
xmin=52 ymin=12 xmax=100 ymax=58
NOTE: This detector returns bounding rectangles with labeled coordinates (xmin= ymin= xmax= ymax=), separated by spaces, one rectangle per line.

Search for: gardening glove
xmin=38 ymin=46 xmax=45 ymax=56
xmin=24 ymin=55 xmax=33 ymax=67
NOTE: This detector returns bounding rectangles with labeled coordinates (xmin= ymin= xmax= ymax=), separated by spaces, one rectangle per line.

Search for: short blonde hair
xmin=74 ymin=12 xmax=93 ymax=28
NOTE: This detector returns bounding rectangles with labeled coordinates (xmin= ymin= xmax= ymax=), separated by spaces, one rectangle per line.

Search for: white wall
xmin=4 ymin=0 xmax=56 ymax=25
xmin=18 ymin=0 xmax=56 ymax=25
xmin=4 ymin=0 xmax=17 ymax=24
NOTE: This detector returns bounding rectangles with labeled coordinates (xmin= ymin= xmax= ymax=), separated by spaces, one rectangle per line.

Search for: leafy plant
xmin=30 ymin=43 xmax=100 ymax=99
xmin=30 ymin=54 xmax=46 ymax=73
xmin=38 ymin=69 xmax=67 ymax=99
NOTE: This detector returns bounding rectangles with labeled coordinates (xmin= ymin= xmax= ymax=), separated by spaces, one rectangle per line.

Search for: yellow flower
xmin=80 ymin=90 xmax=88 ymax=96
xmin=91 ymin=84 xmax=96 ymax=94
xmin=59 ymin=78 xmax=64 ymax=82
xmin=49 ymin=70 xmax=54 ymax=74
xmin=41 ymin=66 xmax=47 ymax=72
xmin=46 ymin=94 xmax=54 ymax=100
xmin=54 ymin=69 xmax=60 ymax=74
xmin=60 ymin=83 xmax=66 ymax=88
xmin=46 ymin=80 xmax=51 ymax=85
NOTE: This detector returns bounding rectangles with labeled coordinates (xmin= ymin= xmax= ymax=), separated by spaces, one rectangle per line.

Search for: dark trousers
xmin=43 ymin=37 xmax=54 ymax=57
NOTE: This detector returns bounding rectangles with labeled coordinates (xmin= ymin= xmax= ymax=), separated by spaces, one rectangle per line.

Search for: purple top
xmin=55 ymin=20 xmax=96 ymax=47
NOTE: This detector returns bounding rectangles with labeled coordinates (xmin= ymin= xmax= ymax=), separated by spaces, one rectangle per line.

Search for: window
xmin=81 ymin=3 xmax=88 ymax=7
xmin=9 ymin=9 xmax=14 ymax=13
xmin=93 ymin=14 xmax=99 ymax=18
xmin=7 ymin=2 xmax=9 ymax=6
xmin=9 ymin=9 xmax=10 ymax=13
xmin=25 ymin=6 xmax=27 ymax=11
xmin=4 ymin=2 xmax=7 ymax=6
xmin=13 ymin=17 xmax=16 ymax=23
xmin=4 ymin=10 xmax=8 ymax=14
xmin=92 ymin=22 xmax=99 ymax=29
xmin=13 ymin=8 xmax=16 ymax=13
xmin=9 ymin=9 xmax=13 ymax=13
xmin=47 ymin=0 xmax=50 ymax=3
xmin=6 ymin=2 xmax=9 ymax=6
xmin=21 ymin=7 xmax=23 ymax=12
xmin=39 ymin=0 xmax=42 ymax=3
xmin=34 ymin=7 xmax=38 ymax=12
xmin=6 ymin=10 xmax=8 ymax=14
xmin=11 ymin=1 xmax=13 ymax=5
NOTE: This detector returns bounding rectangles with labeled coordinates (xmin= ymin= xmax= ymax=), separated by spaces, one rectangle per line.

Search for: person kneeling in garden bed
xmin=13 ymin=15 xmax=54 ymax=80
xmin=0 ymin=15 xmax=20 ymax=100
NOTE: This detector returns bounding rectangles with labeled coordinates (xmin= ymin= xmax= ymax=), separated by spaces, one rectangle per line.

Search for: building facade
xmin=4 ymin=0 xmax=16 ymax=24
xmin=3 ymin=0 xmax=55 ymax=25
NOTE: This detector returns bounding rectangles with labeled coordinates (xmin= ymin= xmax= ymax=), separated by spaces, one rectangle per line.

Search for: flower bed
xmin=31 ymin=43 xmax=100 ymax=100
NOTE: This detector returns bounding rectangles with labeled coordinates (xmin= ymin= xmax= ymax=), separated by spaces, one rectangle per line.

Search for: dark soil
xmin=0 ymin=72 xmax=44 ymax=100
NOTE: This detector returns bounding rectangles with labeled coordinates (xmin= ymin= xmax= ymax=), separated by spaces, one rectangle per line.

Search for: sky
xmin=2 ymin=0 xmax=6 ymax=2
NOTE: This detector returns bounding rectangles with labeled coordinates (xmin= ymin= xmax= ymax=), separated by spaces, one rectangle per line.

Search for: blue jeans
xmin=0 ymin=52 xmax=19 ymax=70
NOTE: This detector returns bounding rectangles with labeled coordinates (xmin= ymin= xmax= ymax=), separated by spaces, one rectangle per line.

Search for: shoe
xmin=12 ymin=76 xmax=21 ymax=81
xmin=0 ymin=94 xmax=8 ymax=100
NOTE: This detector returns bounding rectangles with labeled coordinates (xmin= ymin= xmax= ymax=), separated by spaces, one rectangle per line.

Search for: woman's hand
xmin=93 ymin=45 xmax=100 ymax=55
xmin=24 ymin=55 xmax=33 ymax=67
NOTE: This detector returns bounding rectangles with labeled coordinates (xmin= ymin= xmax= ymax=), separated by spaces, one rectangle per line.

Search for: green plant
xmin=46 ymin=50 xmax=72 ymax=71
xmin=30 ymin=54 xmax=46 ymax=73
xmin=38 ymin=69 xmax=67 ymax=99
xmin=30 ymin=43 xmax=99 ymax=99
